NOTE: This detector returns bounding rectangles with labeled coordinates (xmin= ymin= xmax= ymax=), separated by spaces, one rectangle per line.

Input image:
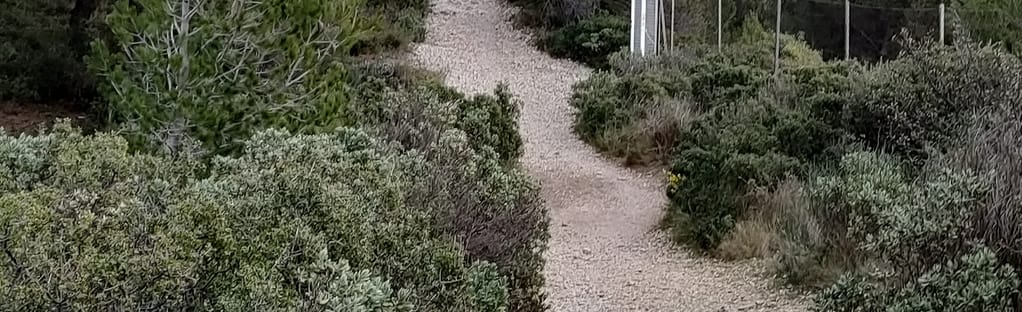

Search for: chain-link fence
xmin=645 ymin=0 xmax=1019 ymax=61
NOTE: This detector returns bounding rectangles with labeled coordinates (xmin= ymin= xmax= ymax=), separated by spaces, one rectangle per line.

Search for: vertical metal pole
xmin=717 ymin=0 xmax=723 ymax=51
xmin=774 ymin=0 xmax=781 ymax=76
xmin=845 ymin=0 xmax=850 ymax=60
xmin=939 ymin=3 xmax=946 ymax=45
xmin=641 ymin=0 xmax=648 ymax=56
xmin=655 ymin=0 xmax=660 ymax=55
xmin=630 ymin=0 xmax=637 ymax=53
xmin=657 ymin=0 xmax=663 ymax=54
xmin=671 ymin=0 xmax=675 ymax=51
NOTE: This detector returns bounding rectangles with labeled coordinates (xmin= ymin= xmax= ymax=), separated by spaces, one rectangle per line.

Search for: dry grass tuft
xmin=716 ymin=220 xmax=777 ymax=260
xmin=595 ymin=97 xmax=695 ymax=165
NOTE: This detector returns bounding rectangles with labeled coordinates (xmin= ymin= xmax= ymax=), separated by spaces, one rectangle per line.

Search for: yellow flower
xmin=665 ymin=171 xmax=684 ymax=193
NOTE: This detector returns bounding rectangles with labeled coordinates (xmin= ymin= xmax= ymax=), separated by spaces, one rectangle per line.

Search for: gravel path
xmin=411 ymin=0 xmax=809 ymax=311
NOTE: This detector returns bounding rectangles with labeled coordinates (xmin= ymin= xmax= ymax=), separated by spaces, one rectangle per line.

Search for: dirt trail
xmin=411 ymin=0 xmax=808 ymax=310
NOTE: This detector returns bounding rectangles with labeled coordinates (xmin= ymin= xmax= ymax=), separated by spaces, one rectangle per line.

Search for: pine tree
xmin=90 ymin=0 xmax=370 ymax=153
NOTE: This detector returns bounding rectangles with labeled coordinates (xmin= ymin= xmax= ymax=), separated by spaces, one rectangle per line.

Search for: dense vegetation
xmin=507 ymin=0 xmax=630 ymax=68
xmin=0 ymin=0 xmax=429 ymax=105
xmin=571 ymin=15 xmax=1022 ymax=310
xmin=1 ymin=0 xmax=549 ymax=311
xmin=0 ymin=0 xmax=98 ymax=102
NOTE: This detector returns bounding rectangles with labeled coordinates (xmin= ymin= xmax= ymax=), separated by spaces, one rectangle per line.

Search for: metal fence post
xmin=671 ymin=0 xmax=675 ymax=51
xmin=939 ymin=2 xmax=946 ymax=45
xmin=774 ymin=0 xmax=781 ymax=76
xmin=845 ymin=0 xmax=850 ymax=59
xmin=718 ymin=0 xmax=723 ymax=51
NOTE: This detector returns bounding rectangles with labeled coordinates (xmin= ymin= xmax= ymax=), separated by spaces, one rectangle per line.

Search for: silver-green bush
xmin=0 ymin=123 xmax=509 ymax=311
xmin=816 ymin=246 xmax=1019 ymax=312
xmin=352 ymin=85 xmax=548 ymax=312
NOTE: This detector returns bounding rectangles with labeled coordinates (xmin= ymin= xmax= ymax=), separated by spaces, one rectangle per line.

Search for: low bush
xmin=843 ymin=39 xmax=1022 ymax=165
xmin=816 ymin=246 xmax=1019 ymax=312
xmin=571 ymin=52 xmax=695 ymax=138
xmin=799 ymin=152 xmax=988 ymax=275
xmin=570 ymin=17 xmax=841 ymax=167
xmin=543 ymin=14 xmax=629 ymax=68
xmin=542 ymin=0 xmax=600 ymax=27
xmin=347 ymin=64 xmax=545 ymax=311
xmin=688 ymin=59 xmax=768 ymax=109
xmin=569 ymin=51 xmax=697 ymax=163
xmin=667 ymin=65 xmax=847 ymax=248
xmin=355 ymin=0 xmax=430 ymax=54
xmin=349 ymin=60 xmax=524 ymax=163
xmin=0 ymin=124 xmax=510 ymax=311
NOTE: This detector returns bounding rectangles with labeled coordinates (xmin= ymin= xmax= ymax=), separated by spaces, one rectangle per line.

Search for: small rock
xmin=581 ymin=248 xmax=592 ymax=255
xmin=560 ymin=223 xmax=568 ymax=227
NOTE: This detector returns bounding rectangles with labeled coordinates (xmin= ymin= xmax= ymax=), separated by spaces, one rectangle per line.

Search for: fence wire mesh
xmin=653 ymin=0 xmax=1017 ymax=61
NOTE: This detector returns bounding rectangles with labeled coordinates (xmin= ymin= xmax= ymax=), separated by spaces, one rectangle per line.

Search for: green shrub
xmin=355 ymin=0 xmax=430 ymax=54
xmin=349 ymin=79 xmax=545 ymax=311
xmin=668 ymin=146 xmax=800 ymax=248
xmin=569 ymin=51 xmax=699 ymax=163
xmin=570 ymin=72 xmax=631 ymax=141
xmin=806 ymin=152 xmax=991 ymax=277
xmin=562 ymin=31 xmax=845 ymax=249
xmin=0 ymin=124 xmax=510 ymax=311
xmin=815 ymin=246 xmax=1019 ymax=312
xmin=689 ymin=60 xmax=767 ymax=109
xmin=91 ymin=0 xmax=371 ymax=154
xmin=406 ymin=131 xmax=547 ymax=311
xmin=781 ymin=150 xmax=1005 ymax=302
xmin=722 ymin=16 xmax=826 ymax=71
xmin=954 ymin=0 xmax=1022 ymax=55
xmin=567 ymin=20 xmax=841 ymax=165
xmin=866 ymin=168 xmax=988 ymax=277
xmin=844 ymin=41 xmax=1022 ymax=165
xmin=543 ymin=14 xmax=629 ymax=68
xmin=667 ymin=87 xmax=844 ymax=248
xmin=813 ymin=273 xmax=888 ymax=312
xmin=456 ymin=85 xmax=525 ymax=162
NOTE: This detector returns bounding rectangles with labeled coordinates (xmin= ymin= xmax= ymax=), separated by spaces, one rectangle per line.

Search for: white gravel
xmin=411 ymin=0 xmax=811 ymax=311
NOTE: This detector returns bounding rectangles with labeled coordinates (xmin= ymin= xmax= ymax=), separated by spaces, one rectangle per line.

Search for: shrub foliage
xmin=0 ymin=121 xmax=541 ymax=311
xmin=90 ymin=0 xmax=370 ymax=154
xmin=543 ymin=14 xmax=629 ymax=68
xmin=570 ymin=14 xmax=1022 ymax=309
